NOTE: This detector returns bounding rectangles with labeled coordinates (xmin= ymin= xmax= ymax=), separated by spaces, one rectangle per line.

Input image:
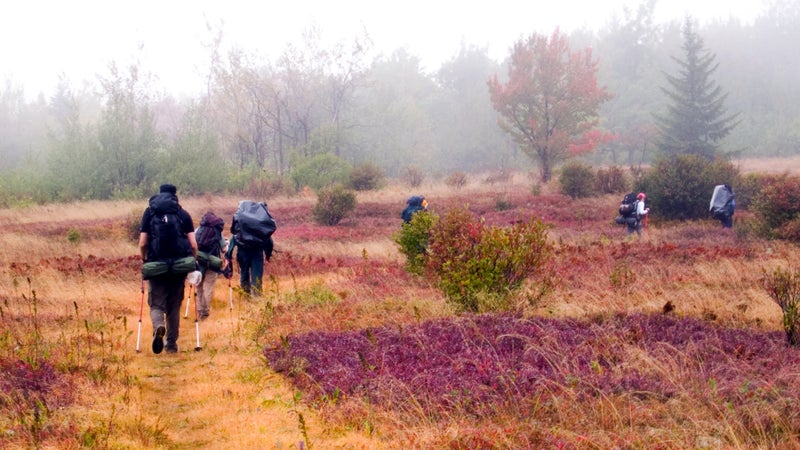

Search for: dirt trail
xmin=127 ymin=282 xmax=378 ymax=449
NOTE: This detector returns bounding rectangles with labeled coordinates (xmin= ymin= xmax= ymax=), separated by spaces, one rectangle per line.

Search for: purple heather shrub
xmin=265 ymin=313 xmax=800 ymax=425
xmin=0 ymin=357 xmax=73 ymax=412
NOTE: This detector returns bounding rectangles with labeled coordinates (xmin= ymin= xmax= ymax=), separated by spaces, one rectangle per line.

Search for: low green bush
xmin=445 ymin=171 xmax=468 ymax=189
xmin=349 ymin=162 xmax=385 ymax=191
xmin=762 ymin=267 xmax=800 ymax=346
xmin=426 ymin=206 xmax=553 ymax=312
xmin=312 ymin=185 xmax=357 ymax=226
xmin=750 ymin=174 xmax=800 ymax=232
xmin=595 ymin=166 xmax=630 ymax=194
xmin=403 ymin=166 xmax=425 ymax=188
xmin=393 ymin=210 xmax=438 ymax=275
xmin=291 ymin=153 xmax=352 ymax=191
xmin=637 ymin=155 xmax=739 ymax=220
xmin=559 ymin=162 xmax=595 ymax=199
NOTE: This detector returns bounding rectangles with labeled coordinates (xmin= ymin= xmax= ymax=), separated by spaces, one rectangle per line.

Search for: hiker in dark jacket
xmin=627 ymin=192 xmax=650 ymax=236
xmin=225 ymin=216 xmax=274 ymax=296
xmin=710 ymin=184 xmax=735 ymax=228
xmin=138 ymin=183 xmax=197 ymax=354
xmin=401 ymin=195 xmax=428 ymax=223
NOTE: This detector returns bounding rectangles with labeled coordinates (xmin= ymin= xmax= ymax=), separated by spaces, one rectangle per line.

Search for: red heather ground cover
xmin=259 ymin=188 xmax=800 ymax=446
xmin=266 ymin=314 xmax=800 ymax=443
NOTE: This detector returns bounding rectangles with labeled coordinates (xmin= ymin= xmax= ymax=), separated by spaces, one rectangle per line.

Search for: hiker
xmin=194 ymin=211 xmax=229 ymax=320
xmin=627 ymin=192 xmax=650 ymax=236
xmin=138 ymin=183 xmax=197 ymax=354
xmin=225 ymin=200 xmax=276 ymax=296
xmin=709 ymin=184 xmax=735 ymax=228
xmin=401 ymin=195 xmax=428 ymax=223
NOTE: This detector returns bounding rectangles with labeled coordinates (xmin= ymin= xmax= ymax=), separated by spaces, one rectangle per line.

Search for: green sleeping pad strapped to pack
xmin=196 ymin=251 xmax=223 ymax=271
xmin=141 ymin=256 xmax=197 ymax=280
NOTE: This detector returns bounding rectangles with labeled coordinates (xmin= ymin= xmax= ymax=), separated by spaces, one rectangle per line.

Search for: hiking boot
xmin=152 ymin=326 xmax=166 ymax=354
xmin=165 ymin=345 xmax=178 ymax=354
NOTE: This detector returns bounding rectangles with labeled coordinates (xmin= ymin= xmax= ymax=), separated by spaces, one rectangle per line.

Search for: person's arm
xmin=187 ymin=231 xmax=198 ymax=258
xmin=138 ymin=209 xmax=150 ymax=261
xmin=139 ymin=233 xmax=148 ymax=261
xmin=264 ymin=237 xmax=274 ymax=262
xmin=180 ymin=209 xmax=198 ymax=258
xmin=637 ymin=201 xmax=649 ymax=216
xmin=225 ymin=235 xmax=236 ymax=260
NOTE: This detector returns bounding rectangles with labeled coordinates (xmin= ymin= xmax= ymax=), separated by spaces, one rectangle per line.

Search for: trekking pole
xmin=184 ymin=284 xmax=192 ymax=319
xmin=226 ymin=257 xmax=234 ymax=311
xmin=135 ymin=279 xmax=145 ymax=353
xmin=193 ymin=285 xmax=202 ymax=351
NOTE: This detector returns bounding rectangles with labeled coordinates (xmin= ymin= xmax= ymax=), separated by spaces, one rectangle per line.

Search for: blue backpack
xmin=401 ymin=195 xmax=426 ymax=223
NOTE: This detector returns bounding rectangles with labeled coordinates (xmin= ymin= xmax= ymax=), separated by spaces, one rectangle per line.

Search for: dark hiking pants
xmin=148 ymin=275 xmax=186 ymax=349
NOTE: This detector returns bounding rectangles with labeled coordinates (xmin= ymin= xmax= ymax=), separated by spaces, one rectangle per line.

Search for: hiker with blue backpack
xmin=402 ymin=195 xmax=428 ymax=223
xmin=139 ymin=184 xmax=197 ymax=354
xmin=225 ymin=200 xmax=276 ymax=297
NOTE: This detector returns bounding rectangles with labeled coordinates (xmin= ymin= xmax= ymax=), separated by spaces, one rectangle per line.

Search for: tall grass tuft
xmin=762 ymin=267 xmax=800 ymax=345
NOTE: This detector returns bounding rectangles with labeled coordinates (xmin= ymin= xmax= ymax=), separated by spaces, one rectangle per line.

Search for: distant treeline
xmin=0 ymin=1 xmax=798 ymax=204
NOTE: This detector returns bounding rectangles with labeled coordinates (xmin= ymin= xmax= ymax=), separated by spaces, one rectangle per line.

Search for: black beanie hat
xmin=159 ymin=184 xmax=177 ymax=194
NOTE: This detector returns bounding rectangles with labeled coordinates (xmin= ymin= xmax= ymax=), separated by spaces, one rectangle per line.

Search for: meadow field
xmin=2 ymin=168 xmax=800 ymax=449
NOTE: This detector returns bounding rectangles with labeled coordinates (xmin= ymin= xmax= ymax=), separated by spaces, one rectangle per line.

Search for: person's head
xmin=637 ymin=192 xmax=646 ymax=200
xmin=159 ymin=183 xmax=177 ymax=195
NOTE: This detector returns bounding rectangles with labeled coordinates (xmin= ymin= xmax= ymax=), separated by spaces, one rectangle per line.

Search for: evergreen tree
xmin=656 ymin=18 xmax=739 ymax=159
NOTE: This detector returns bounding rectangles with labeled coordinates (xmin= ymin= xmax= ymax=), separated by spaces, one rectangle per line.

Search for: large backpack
xmin=709 ymin=185 xmax=734 ymax=219
xmin=195 ymin=211 xmax=224 ymax=255
xmin=618 ymin=192 xmax=639 ymax=218
xmin=233 ymin=200 xmax=277 ymax=248
xmin=401 ymin=195 xmax=426 ymax=223
xmin=147 ymin=192 xmax=191 ymax=261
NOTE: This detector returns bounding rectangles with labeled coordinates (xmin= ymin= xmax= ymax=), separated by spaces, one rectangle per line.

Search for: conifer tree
xmin=656 ymin=18 xmax=739 ymax=159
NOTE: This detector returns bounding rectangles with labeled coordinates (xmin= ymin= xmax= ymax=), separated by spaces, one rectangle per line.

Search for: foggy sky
xmin=1 ymin=0 xmax=765 ymax=100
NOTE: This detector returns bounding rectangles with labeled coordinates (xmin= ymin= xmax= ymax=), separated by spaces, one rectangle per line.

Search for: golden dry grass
xmin=2 ymin=167 xmax=800 ymax=448
xmin=736 ymin=156 xmax=800 ymax=175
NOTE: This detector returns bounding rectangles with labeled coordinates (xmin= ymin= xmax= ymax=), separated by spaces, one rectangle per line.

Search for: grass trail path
xmin=127 ymin=282 xmax=379 ymax=449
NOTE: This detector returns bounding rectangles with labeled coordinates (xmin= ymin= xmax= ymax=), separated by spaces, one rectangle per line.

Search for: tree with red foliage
xmin=488 ymin=30 xmax=612 ymax=182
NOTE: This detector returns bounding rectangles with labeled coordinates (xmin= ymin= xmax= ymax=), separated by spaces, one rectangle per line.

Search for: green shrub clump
xmin=67 ymin=228 xmax=81 ymax=244
xmin=290 ymin=153 xmax=352 ymax=191
xmin=595 ymin=166 xmax=630 ymax=194
xmin=762 ymin=267 xmax=800 ymax=346
xmin=750 ymin=174 xmax=800 ymax=241
xmin=312 ymin=185 xmax=357 ymax=226
xmin=637 ymin=155 xmax=739 ymax=221
xmin=559 ymin=162 xmax=595 ymax=199
xmin=445 ymin=171 xmax=468 ymax=189
xmin=348 ymin=162 xmax=385 ymax=191
xmin=426 ymin=206 xmax=554 ymax=313
xmin=393 ymin=210 xmax=438 ymax=275
xmin=403 ymin=166 xmax=425 ymax=188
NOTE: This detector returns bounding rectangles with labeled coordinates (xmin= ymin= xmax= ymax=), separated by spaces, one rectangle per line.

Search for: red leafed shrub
xmin=0 ymin=357 xmax=74 ymax=443
xmin=751 ymin=174 xmax=800 ymax=236
xmin=425 ymin=207 xmax=553 ymax=312
xmin=265 ymin=312 xmax=800 ymax=438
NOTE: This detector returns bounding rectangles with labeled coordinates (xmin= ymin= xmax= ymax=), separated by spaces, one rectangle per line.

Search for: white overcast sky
xmin=1 ymin=0 xmax=766 ymax=100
